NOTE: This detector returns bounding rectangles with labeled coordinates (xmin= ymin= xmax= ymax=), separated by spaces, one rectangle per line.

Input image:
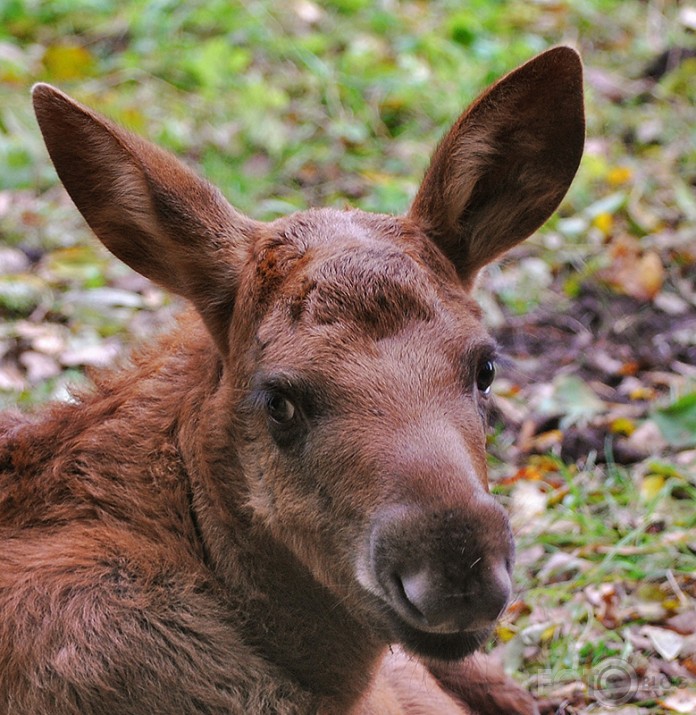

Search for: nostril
xmin=398 ymin=569 xmax=431 ymax=621
xmin=393 ymin=567 xmax=465 ymax=629
xmin=390 ymin=570 xmax=429 ymax=625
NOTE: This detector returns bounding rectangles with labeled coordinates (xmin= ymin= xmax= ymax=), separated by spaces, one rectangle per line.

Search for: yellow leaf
xmin=662 ymin=597 xmax=681 ymax=612
xmin=610 ymin=417 xmax=636 ymax=436
xmin=43 ymin=44 xmax=94 ymax=81
xmin=592 ymin=212 xmax=614 ymax=235
xmin=529 ymin=455 xmax=562 ymax=474
xmin=629 ymin=385 xmax=657 ymax=400
xmin=540 ymin=623 xmax=557 ymax=643
xmin=515 ymin=465 xmax=544 ymax=481
xmin=608 ymin=166 xmax=632 ymax=185
xmin=640 ymin=474 xmax=665 ymax=501
xmin=495 ymin=624 xmax=516 ymax=642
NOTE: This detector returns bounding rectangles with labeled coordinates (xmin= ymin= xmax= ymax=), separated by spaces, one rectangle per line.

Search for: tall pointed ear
xmin=409 ymin=46 xmax=584 ymax=288
xmin=32 ymin=84 xmax=260 ymax=355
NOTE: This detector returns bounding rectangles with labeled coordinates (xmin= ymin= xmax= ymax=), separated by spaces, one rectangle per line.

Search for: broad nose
xmin=371 ymin=500 xmax=514 ymax=634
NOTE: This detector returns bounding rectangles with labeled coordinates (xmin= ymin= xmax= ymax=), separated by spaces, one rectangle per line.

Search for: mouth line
xmin=356 ymin=584 xmax=492 ymax=661
xmin=385 ymin=603 xmax=490 ymax=638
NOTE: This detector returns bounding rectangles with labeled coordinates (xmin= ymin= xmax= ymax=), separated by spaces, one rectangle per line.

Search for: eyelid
xmin=481 ymin=347 xmax=498 ymax=365
xmin=461 ymin=341 xmax=498 ymax=383
xmin=250 ymin=371 xmax=326 ymax=420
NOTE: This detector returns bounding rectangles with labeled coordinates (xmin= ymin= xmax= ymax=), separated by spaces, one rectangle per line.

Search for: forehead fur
xmin=254 ymin=208 xmax=470 ymax=339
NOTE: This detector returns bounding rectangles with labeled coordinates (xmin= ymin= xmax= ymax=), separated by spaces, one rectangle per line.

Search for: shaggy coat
xmin=0 ymin=47 xmax=584 ymax=714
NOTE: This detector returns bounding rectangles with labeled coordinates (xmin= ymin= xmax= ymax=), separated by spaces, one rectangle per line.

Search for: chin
xmin=388 ymin=614 xmax=491 ymax=662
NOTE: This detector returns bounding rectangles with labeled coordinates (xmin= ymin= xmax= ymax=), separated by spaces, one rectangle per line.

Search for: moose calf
xmin=0 ymin=47 xmax=584 ymax=714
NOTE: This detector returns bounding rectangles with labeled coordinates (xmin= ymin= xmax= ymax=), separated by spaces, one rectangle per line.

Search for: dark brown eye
xmin=476 ymin=359 xmax=495 ymax=395
xmin=266 ymin=393 xmax=297 ymax=424
xmin=264 ymin=390 xmax=307 ymax=448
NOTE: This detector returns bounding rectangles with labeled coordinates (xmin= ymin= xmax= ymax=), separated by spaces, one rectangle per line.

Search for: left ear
xmin=32 ymin=83 xmax=261 ymax=356
xmin=409 ymin=46 xmax=585 ymax=287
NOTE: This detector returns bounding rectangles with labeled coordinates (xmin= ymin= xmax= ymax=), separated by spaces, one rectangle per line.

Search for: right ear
xmin=409 ymin=47 xmax=585 ymax=288
xmin=32 ymin=83 xmax=260 ymax=356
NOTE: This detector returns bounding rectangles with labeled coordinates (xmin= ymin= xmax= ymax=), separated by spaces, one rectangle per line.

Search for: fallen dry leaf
xmin=641 ymin=625 xmax=685 ymax=661
xmin=586 ymin=583 xmax=623 ymax=628
xmin=509 ymin=481 xmax=548 ymax=532
xmin=19 ymin=351 xmax=60 ymax=384
xmin=602 ymin=236 xmax=666 ymax=301
xmin=537 ymin=552 xmax=591 ymax=582
xmin=660 ymin=688 xmax=696 ymax=713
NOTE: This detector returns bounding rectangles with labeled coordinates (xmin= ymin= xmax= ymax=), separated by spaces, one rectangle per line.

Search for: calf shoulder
xmin=0 ymin=526 xmax=314 ymax=715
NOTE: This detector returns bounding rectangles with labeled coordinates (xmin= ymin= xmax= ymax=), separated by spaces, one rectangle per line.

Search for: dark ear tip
xmin=32 ymin=82 xmax=61 ymax=108
xmin=545 ymin=45 xmax=582 ymax=62
xmin=535 ymin=46 xmax=583 ymax=80
xmin=31 ymin=82 xmax=54 ymax=96
xmin=31 ymin=83 xmax=77 ymax=125
xmin=518 ymin=47 xmax=583 ymax=113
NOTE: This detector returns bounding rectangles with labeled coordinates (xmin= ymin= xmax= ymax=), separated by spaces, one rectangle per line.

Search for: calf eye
xmin=476 ymin=359 xmax=495 ymax=395
xmin=266 ymin=393 xmax=297 ymax=425
xmin=264 ymin=390 xmax=308 ymax=448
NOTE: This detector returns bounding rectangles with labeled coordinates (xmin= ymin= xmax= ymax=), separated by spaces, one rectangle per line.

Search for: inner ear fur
xmin=32 ymin=83 xmax=260 ymax=355
xmin=409 ymin=46 xmax=585 ymax=287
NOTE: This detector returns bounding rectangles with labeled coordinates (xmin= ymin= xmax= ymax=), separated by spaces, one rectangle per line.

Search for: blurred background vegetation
xmin=1 ymin=1 xmax=695 ymax=712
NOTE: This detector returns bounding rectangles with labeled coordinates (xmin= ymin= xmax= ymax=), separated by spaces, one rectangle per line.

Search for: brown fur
xmin=0 ymin=48 xmax=584 ymax=714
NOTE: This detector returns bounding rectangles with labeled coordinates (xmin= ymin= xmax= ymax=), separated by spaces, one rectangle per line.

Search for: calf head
xmin=32 ymin=47 xmax=584 ymax=661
